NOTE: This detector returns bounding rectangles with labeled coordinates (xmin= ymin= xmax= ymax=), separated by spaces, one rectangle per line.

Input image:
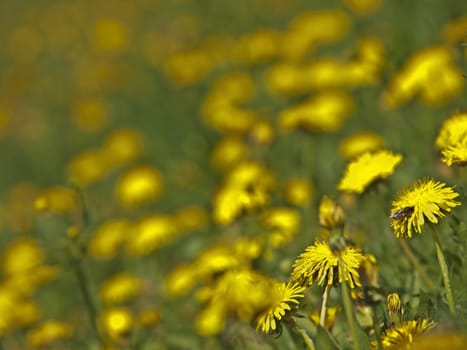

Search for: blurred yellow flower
xmin=441 ymin=141 xmax=467 ymax=166
xmin=213 ymin=161 xmax=275 ymax=226
xmin=7 ymin=26 xmax=43 ymax=63
xmin=164 ymin=49 xmax=213 ymax=86
xmin=390 ymin=179 xmax=460 ymax=238
xmin=249 ymin=119 xmax=275 ymax=145
xmin=174 ymin=205 xmax=208 ymax=232
xmin=374 ymin=319 xmax=436 ymax=349
xmin=1 ymin=238 xmax=43 ymax=275
xmin=265 ymin=62 xmax=307 ymax=95
xmin=100 ymin=272 xmax=142 ymax=305
xmin=101 ymin=308 xmax=134 ymax=341
xmin=309 ymin=306 xmax=339 ymax=330
xmin=283 ymin=178 xmax=313 ymax=206
xmin=92 ymin=18 xmax=129 ymax=54
xmin=338 ymin=150 xmax=402 ymax=194
xmin=210 ymin=136 xmax=248 ymax=171
xmin=410 ymin=332 xmax=467 ymax=350
xmin=67 ymin=149 xmax=110 ymax=186
xmin=292 ymin=240 xmax=364 ymax=288
xmin=256 ymin=281 xmax=305 ymax=333
xmin=234 ymin=29 xmax=280 ymax=64
xmin=382 ymin=46 xmax=463 ymax=108
xmin=102 ymin=128 xmax=144 ymax=168
xmin=115 ymin=165 xmax=164 ymax=208
xmin=26 ymin=320 xmax=73 ymax=348
xmin=138 ymin=308 xmax=161 ymax=328
xmin=441 ymin=15 xmax=467 ymax=43
xmin=125 ymin=214 xmax=178 ymax=256
xmin=279 ymin=91 xmax=354 ymax=133
xmin=72 ymin=97 xmax=108 ymax=133
xmin=34 ymin=186 xmax=79 ymax=214
xmin=88 ymin=219 xmax=130 ymax=259
xmin=339 ymin=131 xmax=385 ymax=160
xmin=195 ymin=303 xmax=226 ymax=336
xmin=435 ymin=111 xmax=467 ymax=149
xmin=318 ymin=196 xmax=345 ymax=229
xmin=12 ymin=299 xmax=41 ymax=329
xmin=262 ymin=207 xmax=301 ymax=247
xmin=344 ymin=0 xmax=381 ymax=15
xmin=281 ymin=10 xmax=350 ymax=61
xmin=165 ymin=264 xmax=199 ymax=297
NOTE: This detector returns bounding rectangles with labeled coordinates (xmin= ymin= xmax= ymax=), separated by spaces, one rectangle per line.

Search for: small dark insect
xmin=390 ymin=207 xmax=414 ymax=220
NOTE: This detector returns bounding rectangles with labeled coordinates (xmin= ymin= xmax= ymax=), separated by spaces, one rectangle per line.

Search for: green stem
xmin=339 ymin=258 xmax=361 ymax=350
xmin=428 ymin=224 xmax=456 ymax=315
xmin=398 ymin=238 xmax=436 ymax=290
xmin=295 ymin=327 xmax=316 ymax=350
xmin=319 ymin=284 xmax=331 ymax=327
xmin=68 ymin=239 xmax=105 ymax=345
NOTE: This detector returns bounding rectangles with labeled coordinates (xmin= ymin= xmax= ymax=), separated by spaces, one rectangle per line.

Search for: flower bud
xmin=319 ymin=196 xmax=345 ymax=229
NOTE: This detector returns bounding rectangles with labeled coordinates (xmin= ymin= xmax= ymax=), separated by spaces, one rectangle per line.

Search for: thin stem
xmin=398 ymin=239 xmax=436 ymax=290
xmin=319 ymin=284 xmax=331 ymax=327
xmin=295 ymin=327 xmax=316 ymax=350
xmin=68 ymin=239 xmax=105 ymax=346
xmin=428 ymin=224 xmax=456 ymax=315
xmin=339 ymin=258 xmax=361 ymax=350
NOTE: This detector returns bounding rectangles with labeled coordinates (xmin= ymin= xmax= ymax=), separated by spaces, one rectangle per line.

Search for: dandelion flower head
xmin=390 ymin=179 xmax=460 ymax=238
xmin=338 ymin=150 xmax=402 ymax=194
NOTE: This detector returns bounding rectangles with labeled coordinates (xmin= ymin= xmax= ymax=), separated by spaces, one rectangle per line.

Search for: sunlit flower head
xmin=115 ymin=165 xmax=164 ymax=208
xmin=338 ymin=150 xmax=402 ymax=194
xmin=67 ymin=149 xmax=110 ymax=186
xmin=441 ymin=141 xmax=467 ymax=166
xmin=339 ymin=131 xmax=385 ymax=160
xmin=102 ymin=128 xmax=144 ymax=168
xmin=390 ymin=179 xmax=460 ymax=238
xmin=291 ymin=240 xmax=364 ymax=288
xmin=165 ymin=264 xmax=199 ymax=297
xmin=101 ymin=307 xmax=134 ymax=341
xmin=374 ymin=319 xmax=436 ymax=349
xmin=256 ymin=281 xmax=305 ymax=333
xmin=435 ymin=111 xmax=467 ymax=150
xmin=235 ymin=28 xmax=280 ymax=64
xmin=210 ymin=136 xmax=248 ymax=171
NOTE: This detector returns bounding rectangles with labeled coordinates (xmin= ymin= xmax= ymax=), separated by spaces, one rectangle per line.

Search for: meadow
xmin=1 ymin=0 xmax=467 ymax=349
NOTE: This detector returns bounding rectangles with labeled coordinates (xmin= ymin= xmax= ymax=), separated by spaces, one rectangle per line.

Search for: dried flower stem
xmin=319 ymin=284 xmax=331 ymax=327
xmin=428 ymin=224 xmax=456 ymax=315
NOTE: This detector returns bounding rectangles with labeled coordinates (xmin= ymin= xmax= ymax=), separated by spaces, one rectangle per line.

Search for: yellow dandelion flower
xmin=101 ymin=307 xmax=134 ymax=341
xmin=374 ymin=319 xmax=436 ymax=349
xmin=441 ymin=16 xmax=467 ymax=43
xmin=88 ymin=219 xmax=130 ymax=260
xmin=195 ymin=302 xmax=227 ymax=336
xmin=92 ymin=18 xmax=129 ymax=54
xmin=1 ymin=238 xmax=43 ymax=275
xmin=26 ymin=320 xmax=73 ymax=348
xmin=435 ymin=111 xmax=467 ymax=150
xmin=282 ymin=178 xmax=313 ymax=206
xmin=67 ymin=149 xmax=110 ymax=186
xmin=309 ymin=306 xmax=340 ymax=330
xmin=115 ymin=165 xmax=164 ymax=208
xmin=338 ymin=150 xmax=402 ymax=194
xmin=262 ymin=207 xmax=301 ymax=247
xmin=441 ymin=141 xmax=467 ymax=166
xmin=344 ymin=0 xmax=381 ymax=15
xmin=390 ymin=179 xmax=460 ymax=238
xmin=125 ymin=214 xmax=178 ymax=256
xmin=102 ymin=128 xmax=144 ymax=168
xmin=291 ymin=240 xmax=364 ymax=288
xmin=165 ymin=264 xmax=199 ymax=297
xmin=256 ymin=281 xmax=305 ymax=333
xmin=235 ymin=29 xmax=280 ymax=64
xmin=279 ymin=91 xmax=354 ymax=133
xmin=339 ymin=131 xmax=385 ymax=160
xmin=210 ymin=136 xmax=248 ymax=171
xmin=99 ymin=272 xmax=141 ymax=305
